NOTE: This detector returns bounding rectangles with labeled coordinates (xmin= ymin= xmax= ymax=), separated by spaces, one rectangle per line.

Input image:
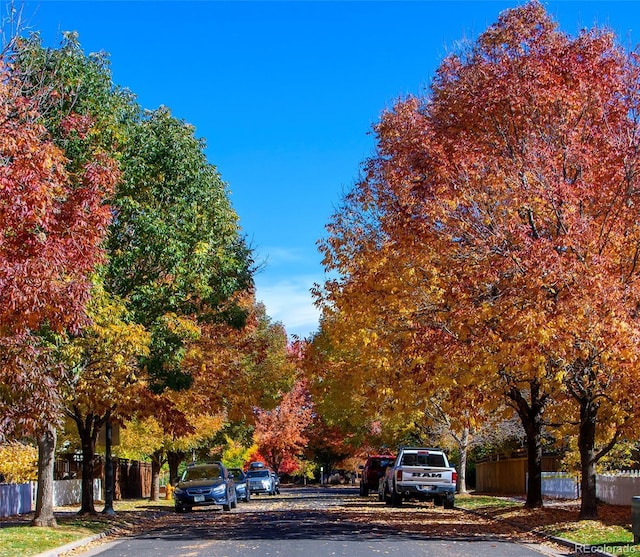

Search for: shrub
xmin=0 ymin=441 xmax=38 ymax=483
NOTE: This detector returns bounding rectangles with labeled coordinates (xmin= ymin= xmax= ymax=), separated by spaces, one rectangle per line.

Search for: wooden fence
xmin=54 ymin=455 xmax=152 ymax=499
xmin=476 ymin=456 xmax=562 ymax=495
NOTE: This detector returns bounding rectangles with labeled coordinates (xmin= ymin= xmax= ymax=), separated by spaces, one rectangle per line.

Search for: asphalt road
xmin=77 ymin=487 xmax=569 ymax=557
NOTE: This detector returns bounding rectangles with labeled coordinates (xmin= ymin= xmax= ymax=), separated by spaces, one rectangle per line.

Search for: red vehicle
xmin=359 ymin=454 xmax=395 ymax=496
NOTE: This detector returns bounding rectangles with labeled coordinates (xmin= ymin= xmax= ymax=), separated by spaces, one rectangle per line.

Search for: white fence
xmin=0 ymin=479 xmax=102 ymax=517
xmin=597 ymin=471 xmax=640 ymax=506
xmin=541 ymin=472 xmax=580 ymax=499
xmin=537 ymin=471 xmax=640 ymax=505
xmin=0 ymin=483 xmax=32 ymax=517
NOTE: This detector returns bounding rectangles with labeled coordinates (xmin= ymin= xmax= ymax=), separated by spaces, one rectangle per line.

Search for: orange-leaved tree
xmin=317 ymin=1 xmax=640 ymax=516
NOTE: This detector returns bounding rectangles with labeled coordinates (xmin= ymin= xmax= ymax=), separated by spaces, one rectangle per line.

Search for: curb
xmin=533 ymin=533 xmax=617 ymax=557
xmin=30 ymin=507 xmax=176 ymax=557
xmin=31 ymin=527 xmax=120 ymax=557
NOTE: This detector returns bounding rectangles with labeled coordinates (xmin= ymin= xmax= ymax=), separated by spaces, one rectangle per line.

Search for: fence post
xmin=632 ymin=496 xmax=640 ymax=544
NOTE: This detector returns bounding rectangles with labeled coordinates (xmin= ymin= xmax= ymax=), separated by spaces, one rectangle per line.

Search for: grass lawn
xmin=0 ymin=498 xmax=173 ymax=557
xmin=457 ymin=493 xmax=640 ymax=557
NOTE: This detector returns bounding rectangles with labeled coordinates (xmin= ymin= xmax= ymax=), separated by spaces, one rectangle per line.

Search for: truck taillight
xmin=452 ymin=471 xmax=458 ymax=484
xmin=396 ymin=469 xmax=402 ymax=481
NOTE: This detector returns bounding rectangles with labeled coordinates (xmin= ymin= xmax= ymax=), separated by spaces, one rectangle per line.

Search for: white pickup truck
xmin=381 ymin=446 xmax=457 ymax=508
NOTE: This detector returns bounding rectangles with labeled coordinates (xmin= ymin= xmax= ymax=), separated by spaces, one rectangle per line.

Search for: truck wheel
xmin=384 ymin=484 xmax=392 ymax=506
xmin=391 ymin=488 xmax=403 ymax=507
xmin=362 ymin=484 xmax=369 ymax=496
xmin=443 ymin=497 xmax=455 ymax=509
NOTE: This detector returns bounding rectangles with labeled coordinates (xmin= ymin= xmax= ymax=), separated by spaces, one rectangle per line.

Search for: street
xmin=75 ymin=487 xmax=569 ymax=557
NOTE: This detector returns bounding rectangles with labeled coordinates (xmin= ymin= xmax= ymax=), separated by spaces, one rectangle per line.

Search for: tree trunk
xmin=167 ymin=450 xmax=185 ymax=486
xmin=524 ymin=419 xmax=543 ymax=508
xmin=71 ymin=411 xmax=105 ymax=516
xmin=457 ymin=427 xmax=469 ymax=494
xmin=506 ymin=379 xmax=546 ymax=508
xmin=150 ymin=449 xmax=165 ymax=501
xmin=79 ymin=421 xmax=98 ymax=514
xmin=578 ymin=399 xmax=599 ymax=520
xmin=31 ymin=425 xmax=57 ymax=527
xmin=102 ymin=411 xmax=115 ymax=515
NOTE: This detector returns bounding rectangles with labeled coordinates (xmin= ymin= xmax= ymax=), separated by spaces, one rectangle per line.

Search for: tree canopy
xmin=314 ymin=1 xmax=640 ymax=517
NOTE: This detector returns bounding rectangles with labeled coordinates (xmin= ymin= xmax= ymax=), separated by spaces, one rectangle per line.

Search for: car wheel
xmin=175 ymin=504 xmax=184 ymax=513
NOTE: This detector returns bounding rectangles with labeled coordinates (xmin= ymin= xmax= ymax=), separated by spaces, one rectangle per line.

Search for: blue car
xmin=174 ymin=462 xmax=237 ymax=512
xmin=228 ymin=468 xmax=251 ymax=502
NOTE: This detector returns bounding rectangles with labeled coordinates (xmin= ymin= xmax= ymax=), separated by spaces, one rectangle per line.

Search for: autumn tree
xmin=101 ymin=107 xmax=254 ymax=498
xmin=61 ymin=283 xmax=150 ymax=514
xmin=118 ymin=410 xmax=225 ymax=498
xmin=253 ymin=379 xmax=314 ymax=474
xmin=302 ymin=414 xmax=354 ymax=482
xmin=182 ymin=295 xmax=296 ymax=420
xmin=0 ymin=46 xmax=117 ymax=524
xmin=316 ymin=1 xmax=640 ymax=517
xmin=105 ymin=106 xmax=253 ymax=388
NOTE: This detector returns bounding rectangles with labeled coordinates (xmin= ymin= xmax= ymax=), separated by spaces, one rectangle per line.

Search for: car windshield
xmin=247 ymin=470 xmax=270 ymax=478
xmin=182 ymin=465 xmax=222 ymax=481
xmin=229 ymin=469 xmax=245 ymax=479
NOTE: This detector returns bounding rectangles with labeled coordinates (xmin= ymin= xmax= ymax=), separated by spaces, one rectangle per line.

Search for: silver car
xmin=246 ymin=468 xmax=276 ymax=495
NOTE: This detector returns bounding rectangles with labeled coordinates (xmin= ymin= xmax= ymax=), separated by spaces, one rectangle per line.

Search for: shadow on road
xmin=135 ymin=487 xmax=522 ymax=546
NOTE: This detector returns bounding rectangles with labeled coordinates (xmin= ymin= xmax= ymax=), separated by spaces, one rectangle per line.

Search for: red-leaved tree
xmin=253 ymin=379 xmax=314 ymax=474
xmin=0 ymin=66 xmax=117 ymax=525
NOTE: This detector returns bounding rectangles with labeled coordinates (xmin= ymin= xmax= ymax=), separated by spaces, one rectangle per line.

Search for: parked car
xmin=228 ymin=467 xmax=251 ymax=502
xmin=359 ymin=454 xmax=395 ymax=496
xmin=174 ymin=462 xmax=237 ymax=512
xmin=246 ymin=468 xmax=276 ymax=495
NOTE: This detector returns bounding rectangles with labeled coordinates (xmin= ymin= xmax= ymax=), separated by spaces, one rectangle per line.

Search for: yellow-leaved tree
xmin=61 ymin=282 xmax=150 ymax=515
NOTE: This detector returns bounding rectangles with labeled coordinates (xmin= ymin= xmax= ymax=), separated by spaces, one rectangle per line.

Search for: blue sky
xmin=10 ymin=0 xmax=639 ymax=339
